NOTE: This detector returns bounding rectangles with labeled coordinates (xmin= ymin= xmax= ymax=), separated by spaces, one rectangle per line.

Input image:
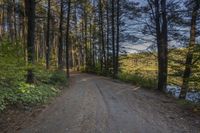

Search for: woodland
xmin=0 ymin=0 xmax=200 ymax=117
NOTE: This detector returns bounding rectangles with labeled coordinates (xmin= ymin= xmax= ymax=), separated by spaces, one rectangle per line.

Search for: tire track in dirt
xmin=19 ymin=73 xmax=200 ymax=133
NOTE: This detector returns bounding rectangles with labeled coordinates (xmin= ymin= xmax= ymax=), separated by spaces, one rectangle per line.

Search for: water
xmin=166 ymin=85 xmax=200 ymax=103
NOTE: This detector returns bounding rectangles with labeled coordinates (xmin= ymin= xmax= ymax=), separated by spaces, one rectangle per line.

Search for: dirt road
xmin=20 ymin=73 xmax=200 ymax=133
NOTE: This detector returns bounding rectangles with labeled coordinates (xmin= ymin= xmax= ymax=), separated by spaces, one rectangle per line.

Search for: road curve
xmin=20 ymin=73 xmax=200 ymax=133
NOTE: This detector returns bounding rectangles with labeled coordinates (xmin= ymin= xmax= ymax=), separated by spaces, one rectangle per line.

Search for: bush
xmin=0 ymin=68 xmax=67 ymax=111
xmin=34 ymin=67 xmax=52 ymax=84
xmin=16 ymin=82 xmax=59 ymax=105
xmin=0 ymin=39 xmax=26 ymax=87
xmin=0 ymin=39 xmax=68 ymax=111
xmin=0 ymin=83 xmax=59 ymax=111
xmin=118 ymin=72 xmax=157 ymax=89
xmin=49 ymin=71 xmax=68 ymax=85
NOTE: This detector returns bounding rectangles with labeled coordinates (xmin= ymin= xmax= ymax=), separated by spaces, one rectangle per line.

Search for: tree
xmin=116 ymin=0 xmax=120 ymax=76
xmin=46 ymin=0 xmax=51 ymax=69
xmin=58 ymin=0 xmax=64 ymax=70
xmin=66 ymin=0 xmax=71 ymax=78
xmin=99 ymin=0 xmax=106 ymax=73
xmin=25 ymin=0 xmax=36 ymax=83
xmin=180 ymin=0 xmax=200 ymax=99
xmin=148 ymin=0 xmax=168 ymax=91
xmin=111 ymin=0 xmax=116 ymax=78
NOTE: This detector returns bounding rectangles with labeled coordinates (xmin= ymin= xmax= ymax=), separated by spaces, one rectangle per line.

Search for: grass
xmin=0 ymin=69 xmax=68 ymax=111
xmin=0 ymin=39 xmax=68 ymax=111
xmin=119 ymin=48 xmax=200 ymax=90
xmin=118 ymin=72 xmax=157 ymax=89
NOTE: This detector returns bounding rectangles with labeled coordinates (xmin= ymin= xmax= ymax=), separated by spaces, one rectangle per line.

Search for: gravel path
xmin=20 ymin=73 xmax=200 ymax=133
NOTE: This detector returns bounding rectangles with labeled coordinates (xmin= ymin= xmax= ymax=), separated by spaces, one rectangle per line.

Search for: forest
xmin=0 ymin=0 xmax=200 ymax=132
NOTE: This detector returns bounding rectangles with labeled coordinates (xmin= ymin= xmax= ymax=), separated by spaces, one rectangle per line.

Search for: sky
xmin=121 ymin=0 xmax=199 ymax=53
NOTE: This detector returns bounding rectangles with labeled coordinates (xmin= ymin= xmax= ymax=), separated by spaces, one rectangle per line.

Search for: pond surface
xmin=166 ymin=85 xmax=200 ymax=103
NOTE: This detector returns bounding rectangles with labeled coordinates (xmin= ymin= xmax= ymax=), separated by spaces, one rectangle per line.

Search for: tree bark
xmin=111 ymin=0 xmax=116 ymax=78
xmin=58 ymin=0 xmax=64 ymax=70
xmin=116 ymin=0 xmax=120 ymax=76
xmin=180 ymin=2 xmax=199 ymax=99
xmin=66 ymin=0 xmax=71 ymax=78
xmin=25 ymin=0 xmax=36 ymax=83
xmin=46 ymin=0 xmax=51 ymax=69
xmin=154 ymin=0 xmax=168 ymax=91
xmin=106 ymin=0 xmax=110 ymax=72
xmin=99 ymin=0 xmax=105 ymax=73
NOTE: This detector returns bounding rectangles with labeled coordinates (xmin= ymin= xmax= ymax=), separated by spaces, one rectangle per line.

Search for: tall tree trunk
xmin=66 ymin=0 xmax=71 ymax=78
xmin=25 ymin=0 xmax=36 ymax=83
xmin=46 ymin=0 xmax=51 ymax=69
xmin=89 ymin=21 xmax=92 ymax=68
xmin=99 ymin=0 xmax=105 ymax=73
xmin=58 ymin=0 xmax=64 ymax=70
xmin=111 ymin=0 xmax=116 ymax=78
xmin=0 ymin=1 xmax=3 ymax=38
xmin=13 ymin=0 xmax=17 ymax=41
xmin=180 ymin=2 xmax=199 ymax=99
xmin=2 ymin=3 xmax=5 ymax=36
xmin=92 ymin=23 xmax=96 ymax=68
xmin=116 ymin=0 xmax=120 ymax=76
xmin=106 ymin=0 xmax=110 ymax=72
xmin=84 ymin=9 xmax=88 ymax=70
xmin=160 ymin=0 xmax=168 ymax=91
xmin=155 ymin=0 xmax=168 ymax=91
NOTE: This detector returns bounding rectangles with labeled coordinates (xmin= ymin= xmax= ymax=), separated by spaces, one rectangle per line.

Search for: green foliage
xmin=0 ymin=87 xmax=17 ymax=111
xmin=0 ymin=69 xmax=65 ymax=111
xmin=83 ymin=62 xmax=113 ymax=77
xmin=120 ymin=48 xmax=200 ymax=90
xmin=0 ymin=83 xmax=59 ymax=110
xmin=16 ymin=82 xmax=59 ymax=105
xmin=34 ymin=66 xmax=52 ymax=84
xmin=0 ymin=39 xmax=26 ymax=87
xmin=49 ymin=71 xmax=68 ymax=85
xmin=118 ymin=72 xmax=157 ymax=89
xmin=0 ymin=39 xmax=67 ymax=111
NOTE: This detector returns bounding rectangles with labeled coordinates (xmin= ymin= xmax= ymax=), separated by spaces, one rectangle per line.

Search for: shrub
xmin=16 ymin=82 xmax=59 ymax=105
xmin=118 ymin=72 xmax=157 ymax=89
xmin=49 ymin=71 xmax=68 ymax=85
xmin=0 ymin=39 xmax=67 ymax=111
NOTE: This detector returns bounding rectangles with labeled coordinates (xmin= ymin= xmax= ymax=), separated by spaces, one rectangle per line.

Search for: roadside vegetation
xmin=0 ymin=0 xmax=200 ymax=113
xmin=119 ymin=47 xmax=200 ymax=91
xmin=0 ymin=39 xmax=67 ymax=111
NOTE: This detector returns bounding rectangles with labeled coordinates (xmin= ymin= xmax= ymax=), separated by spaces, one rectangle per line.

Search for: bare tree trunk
xmin=0 ymin=1 xmax=4 ymax=39
xmin=45 ymin=0 xmax=51 ymax=69
xmin=111 ymin=0 xmax=116 ymax=78
xmin=84 ymin=8 xmax=88 ymax=70
xmin=66 ymin=0 xmax=71 ymax=78
xmin=116 ymin=0 xmax=120 ymax=76
xmin=106 ymin=0 xmax=110 ymax=72
xmin=180 ymin=2 xmax=199 ymax=99
xmin=99 ymin=0 xmax=105 ymax=73
xmin=58 ymin=0 xmax=64 ymax=70
xmin=25 ymin=0 xmax=36 ymax=83
xmin=161 ymin=0 xmax=168 ymax=91
xmin=13 ymin=0 xmax=17 ymax=41
xmin=154 ymin=0 xmax=168 ymax=91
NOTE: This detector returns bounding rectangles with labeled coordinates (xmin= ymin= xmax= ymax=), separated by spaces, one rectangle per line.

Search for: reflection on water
xmin=166 ymin=85 xmax=200 ymax=103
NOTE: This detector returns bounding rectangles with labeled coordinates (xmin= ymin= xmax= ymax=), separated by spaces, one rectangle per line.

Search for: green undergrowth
xmin=0 ymin=39 xmax=68 ymax=111
xmin=120 ymin=49 xmax=200 ymax=90
xmin=0 ymin=69 xmax=68 ymax=111
xmin=118 ymin=72 xmax=157 ymax=89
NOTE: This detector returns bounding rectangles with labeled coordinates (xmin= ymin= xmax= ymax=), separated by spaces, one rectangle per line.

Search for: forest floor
xmin=1 ymin=72 xmax=200 ymax=133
